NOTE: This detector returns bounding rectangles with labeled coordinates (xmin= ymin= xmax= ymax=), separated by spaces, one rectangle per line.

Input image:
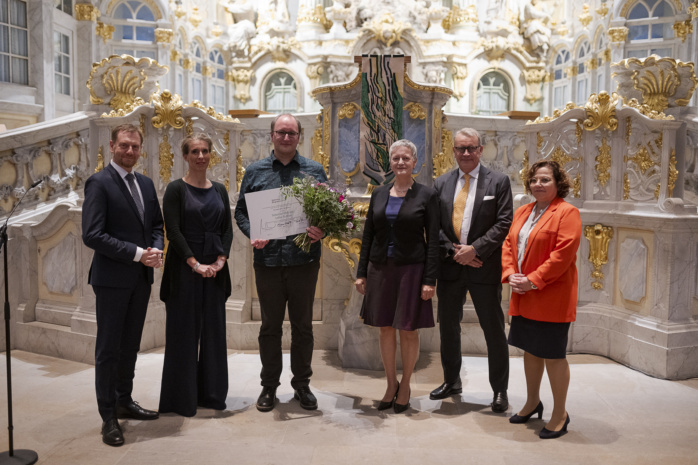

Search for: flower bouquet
xmin=281 ymin=177 xmax=359 ymax=253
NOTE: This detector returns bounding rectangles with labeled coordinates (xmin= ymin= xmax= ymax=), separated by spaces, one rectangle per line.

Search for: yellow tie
xmin=452 ymin=174 xmax=471 ymax=241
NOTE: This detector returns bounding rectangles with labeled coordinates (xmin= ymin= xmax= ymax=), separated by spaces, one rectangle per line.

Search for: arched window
xmin=595 ymin=33 xmax=607 ymax=92
xmin=552 ymin=49 xmax=571 ymax=109
xmin=625 ymin=0 xmax=675 ymax=58
xmin=111 ymin=1 xmax=157 ymax=59
xmin=190 ymin=41 xmax=203 ymax=102
xmin=576 ymin=41 xmax=591 ymax=104
xmin=209 ymin=49 xmax=226 ymax=113
xmin=175 ymin=36 xmax=185 ymax=97
xmin=263 ymin=71 xmax=298 ymax=114
xmin=475 ymin=71 xmax=510 ymax=116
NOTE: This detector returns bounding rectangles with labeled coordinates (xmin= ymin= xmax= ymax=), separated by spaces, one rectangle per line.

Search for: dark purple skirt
xmin=360 ymin=259 xmax=435 ymax=331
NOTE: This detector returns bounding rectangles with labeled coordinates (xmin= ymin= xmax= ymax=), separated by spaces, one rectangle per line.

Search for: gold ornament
xmin=96 ymin=22 xmax=114 ymax=42
xmin=154 ymin=28 xmax=174 ymax=44
xmin=323 ymin=237 xmax=362 ymax=271
xmin=584 ymin=224 xmax=613 ymax=290
xmin=623 ymin=173 xmax=630 ymax=199
xmin=297 ymin=5 xmax=331 ymax=31
xmin=404 ymin=102 xmax=427 ymax=120
xmin=364 ymin=13 xmax=409 ymax=48
xmin=236 ymin=148 xmax=245 ymax=192
xmin=578 ymin=4 xmax=592 ymax=29
xmin=583 ymin=91 xmax=619 ymax=132
xmin=596 ymin=137 xmax=611 ymax=188
xmin=667 ymin=148 xmax=678 ymax=197
xmin=159 ymin=133 xmax=173 ymax=184
xmin=338 ymin=102 xmax=360 ymax=120
xmin=95 ymin=146 xmax=104 ymax=173
xmin=433 ymin=129 xmax=455 ymax=179
xmin=231 ymin=69 xmax=252 ymax=103
xmin=608 ymin=27 xmax=628 ymax=43
xmin=151 ymin=90 xmax=185 ymax=129
xmin=75 ymin=4 xmax=99 ymax=21
xmin=672 ymin=20 xmax=693 ymax=43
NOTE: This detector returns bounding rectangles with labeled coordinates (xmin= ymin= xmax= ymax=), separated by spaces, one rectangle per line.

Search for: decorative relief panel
xmin=38 ymin=221 xmax=79 ymax=303
xmin=618 ymin=237 xmax=647 ymax=304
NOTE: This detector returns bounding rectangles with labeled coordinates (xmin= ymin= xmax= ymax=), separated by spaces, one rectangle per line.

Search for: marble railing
xmin=1 ymin=104 xmax=697 ymax=379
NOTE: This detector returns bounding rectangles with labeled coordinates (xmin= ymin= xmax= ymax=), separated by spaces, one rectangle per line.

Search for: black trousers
xmin=254 ymin=261 xmax=320 ymax=389
xmin=93 ymin=268 xmax=150 ymax=422
xmin=436 ymin=272 xmax=509 ymax=392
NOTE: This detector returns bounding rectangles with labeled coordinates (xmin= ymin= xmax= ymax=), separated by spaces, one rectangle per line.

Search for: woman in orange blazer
xmin=501 ymin=160 xmax=581 ymax=439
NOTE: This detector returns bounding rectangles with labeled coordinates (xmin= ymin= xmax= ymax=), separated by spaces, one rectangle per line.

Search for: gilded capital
xmin=689 ymin=1 xmax=698 ymax=19
xmin=154 ymin=28 xmax=174 ymax=44
xmin=578 ymin=4 xmax=592 ymax=29
xmin=672 ymin=20 xmax=693 ymax=43
xmin=523 ymin=68 xmax=547 ymax=104
xmin=608 ymin=27 xmax=628 ymax=43
xmin=75 ymin=3 xmax=99 ymax=21
xmin=96 ymin=22 xmax=114 ymax=42
xmin=404 ymin=102 xmax=427 ymax=120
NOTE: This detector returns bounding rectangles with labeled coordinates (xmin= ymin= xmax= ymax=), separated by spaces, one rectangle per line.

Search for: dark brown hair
xmin=110 ymin=124 xmax=143 ymax=144
xmin=524 ymin=160 xmax=571 ymax=198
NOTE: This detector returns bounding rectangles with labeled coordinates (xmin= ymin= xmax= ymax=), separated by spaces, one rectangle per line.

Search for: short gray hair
xmin=455 ymin=128 xmax=482 ymax=146
xmin=389 ymin=139 xmax=418 ymax=161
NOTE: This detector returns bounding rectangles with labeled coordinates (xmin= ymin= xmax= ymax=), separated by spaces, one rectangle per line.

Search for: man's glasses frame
xmin=453 ymin=145 xmax=481 ymax=154
xmin=273 ymin=130 xmax=300 ymax=138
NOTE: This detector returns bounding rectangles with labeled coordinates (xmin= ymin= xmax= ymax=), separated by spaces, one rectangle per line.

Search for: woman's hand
xmin=421 ymin=285 xmax=435 ymax=301
xmin=196 ymin=264 xmax=217 ymax=278
xmin=508 ymin=273 xmax=535 ymax=294
xmin=210 ymin=255 xmax=227 ymax=272
xmin=355 ymin=277 xmax=366 ymax=295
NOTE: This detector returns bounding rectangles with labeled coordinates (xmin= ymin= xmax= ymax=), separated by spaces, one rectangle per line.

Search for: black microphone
xmin=30 ymin=179 xmax=42 ymax=189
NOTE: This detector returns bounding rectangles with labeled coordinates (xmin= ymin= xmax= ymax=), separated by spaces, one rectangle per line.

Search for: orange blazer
xmin=501 ymin=197 xmax=581 ymax=323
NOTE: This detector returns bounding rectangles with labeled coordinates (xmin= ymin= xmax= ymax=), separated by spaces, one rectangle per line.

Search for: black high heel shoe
xmin=377 ymin=382 xmax=399 ymax=411
xmin=539 ymin=414 xmax=570 ymax=439
xmin=393 ymin=387 xmax=410 ymax=414
xmin=509 ymin=401 xmax=544 ymax=424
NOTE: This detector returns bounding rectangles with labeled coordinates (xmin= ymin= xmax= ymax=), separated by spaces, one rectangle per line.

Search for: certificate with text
xmin=246 ymin=188 xmax=308 ymax=240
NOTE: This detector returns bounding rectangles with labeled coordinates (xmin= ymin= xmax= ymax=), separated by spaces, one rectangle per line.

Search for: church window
xmin=0 ymin=0 xmax=28 ymax=85
xmin=475 ymin=71 xmax=511 ymax=115
xmin=263 ymin=71 xmax=298 ymax=114
xmin=625 ymin=0 xmax=675 ymax=58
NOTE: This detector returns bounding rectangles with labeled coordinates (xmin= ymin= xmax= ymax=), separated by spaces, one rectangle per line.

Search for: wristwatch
xmin=530 ymin=281 xmax=538 ymax=290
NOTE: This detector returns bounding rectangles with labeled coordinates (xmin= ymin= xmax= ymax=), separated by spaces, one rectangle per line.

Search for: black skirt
xmin=508 ymin=315 xmax=570 ymax=359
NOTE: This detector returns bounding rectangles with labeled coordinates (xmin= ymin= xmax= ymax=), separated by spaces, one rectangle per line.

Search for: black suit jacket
xmin=356 ymin=182 xmax=440 ymax=286
xmin=82 ymin=163 xmax=165 ymax=289
xmin=434 ymin=165 xmax=513 ymax=283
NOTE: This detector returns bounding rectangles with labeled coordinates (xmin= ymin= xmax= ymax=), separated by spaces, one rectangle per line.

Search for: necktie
xmin=125 ymin=173 xmax=145 ymax=223
xmin=452 ymin=174 xmax=470 ymax=241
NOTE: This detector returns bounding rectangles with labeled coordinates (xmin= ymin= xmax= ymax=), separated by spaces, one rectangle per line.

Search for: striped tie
xmin=452 ymin=174 xmax=470 ymax=241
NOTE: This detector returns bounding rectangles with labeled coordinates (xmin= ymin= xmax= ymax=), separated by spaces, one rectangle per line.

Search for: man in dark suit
xmin=82 ymin=124 xmax=164 ymax=446
xmin=430 ymin=127 xmax=513 ymax=412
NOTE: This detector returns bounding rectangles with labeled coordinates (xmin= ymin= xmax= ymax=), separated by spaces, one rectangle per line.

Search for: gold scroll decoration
xmin=433 ymin=129 xmax=454 ymax=179
xmin=236 ymin=148 xmax=244 ymax=192
xmin=584 ymin=224 xmax=613 ymax=290
xmin=151 ymin=90 xmax=185 ymax=129
xmin=404 ymin=102 xmax=427 ymax=120
xmin=338 ymin=102 xmax=360 ymax=120
xmin=596 ymin=137 xmax=611 ymax=188
xmin=583 ymin=91 xmax=618 ymax=132
xmin=668 ymin=148 xmax=678 ymax=197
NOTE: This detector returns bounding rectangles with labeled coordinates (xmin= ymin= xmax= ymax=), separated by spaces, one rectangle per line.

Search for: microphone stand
xmin=0 ymin=181 xmax=41 ymax=465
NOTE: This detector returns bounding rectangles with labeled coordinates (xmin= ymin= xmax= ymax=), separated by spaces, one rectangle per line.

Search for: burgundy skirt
xmin=360 ymin=259 xmax=435 ymax=331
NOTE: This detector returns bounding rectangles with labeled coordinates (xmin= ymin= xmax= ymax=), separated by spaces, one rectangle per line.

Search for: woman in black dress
xmin=159 ymin=133 xmax=233 ymax=416
xmin=355 ymin=139 xmax=439 ymax=413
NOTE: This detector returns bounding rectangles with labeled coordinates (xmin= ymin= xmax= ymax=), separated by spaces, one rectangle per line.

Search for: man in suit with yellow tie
xmin=430 ymin=128 xmax=513 ymax=412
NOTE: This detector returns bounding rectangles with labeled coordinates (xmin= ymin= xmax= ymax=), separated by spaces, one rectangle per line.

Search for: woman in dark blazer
xmin=355 ymin=139 xmax=440 ymax=413
xmin=159 ymin=133 xmax=233 ymax=417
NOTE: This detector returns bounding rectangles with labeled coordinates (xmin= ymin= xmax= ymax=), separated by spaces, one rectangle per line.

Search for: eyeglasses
xmin=274 ymin=130 xmax=300 ymax=138
xmin=453 ymin=145 xmax=480 ymax=154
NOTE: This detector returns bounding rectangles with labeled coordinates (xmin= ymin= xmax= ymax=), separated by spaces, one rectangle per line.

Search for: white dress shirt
xmin=110 ymin=160 xmax=145 ymax=262
xmin=453 ymin=163 xmax=481 ymax=246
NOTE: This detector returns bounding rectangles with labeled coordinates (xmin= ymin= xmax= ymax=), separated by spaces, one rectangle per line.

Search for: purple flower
xmin=338 ymin=195 xmax=344 ymax=202
xmin=346 ymin=222 xmax=354 ymax=229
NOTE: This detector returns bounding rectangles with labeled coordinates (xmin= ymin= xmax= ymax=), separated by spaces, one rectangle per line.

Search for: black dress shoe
xmin=510 ymin=401 xmax=543 ymax=424
xmin=294 ymin=386 xmax=318 ymax=410
xmin=393 ymin=388 xmax=411 ymax=414
xmin=377 ymin=382 xmax=399 ymax=411
xmin=116 ymin=401 xmax=159 ymax=420
xmin=491 ymin=391 xmax=509 ymax=413
xmin=257 ymin=386 xmax=277 ymax=412
xmin=539 ymin=414 xmax=570 ymax=439
xmin=101 ymin=418 xmax=124 ymax=447
xmin=429 ymin=380 xmax=463 ymax=400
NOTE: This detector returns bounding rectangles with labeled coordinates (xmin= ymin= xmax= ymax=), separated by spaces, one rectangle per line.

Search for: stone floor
xmin=0 ymin=348 xmax=696 ymax=464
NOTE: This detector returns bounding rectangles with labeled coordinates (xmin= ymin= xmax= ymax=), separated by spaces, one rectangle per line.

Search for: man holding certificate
xmin=235 ymin=114 xmax=327 ymax=412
